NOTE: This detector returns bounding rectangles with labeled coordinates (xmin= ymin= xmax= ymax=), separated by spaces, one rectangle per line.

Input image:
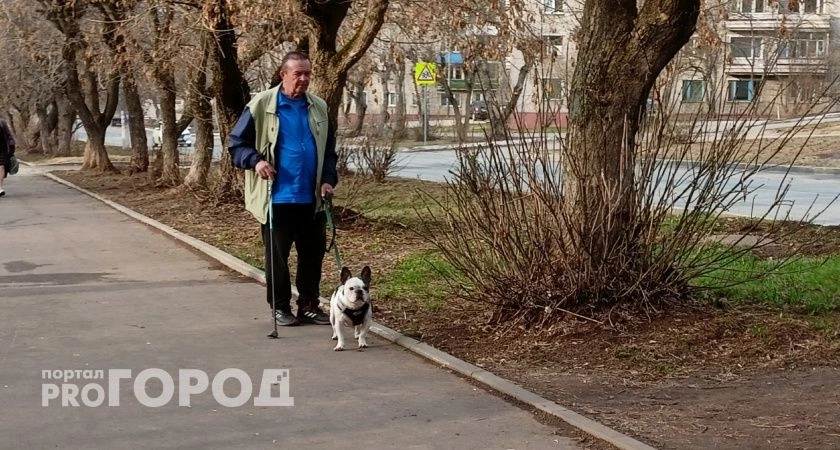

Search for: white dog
xmin=329 ymin=266 xmax=372 ymax=351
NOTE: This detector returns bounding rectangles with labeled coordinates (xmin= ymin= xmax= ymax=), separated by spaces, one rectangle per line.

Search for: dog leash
xmin=324 ymin=195 xmax=343 ymax=273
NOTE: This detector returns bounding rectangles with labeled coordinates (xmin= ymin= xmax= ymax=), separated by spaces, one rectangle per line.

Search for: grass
xmin=378 ymin=251 xmax=458 ymax=311
xmin=337 ymin=176 xmax=447 ymax=227
xmin=695 ymin=253 xmax=840 ymax=313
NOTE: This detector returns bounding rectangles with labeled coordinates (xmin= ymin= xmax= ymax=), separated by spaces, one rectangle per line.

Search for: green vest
xmin=242 ymin=86 xmax=330 ymax=224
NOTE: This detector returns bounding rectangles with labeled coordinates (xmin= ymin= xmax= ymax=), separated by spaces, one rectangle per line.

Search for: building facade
xmin=346 ymin=0 xmax=839 ymax=131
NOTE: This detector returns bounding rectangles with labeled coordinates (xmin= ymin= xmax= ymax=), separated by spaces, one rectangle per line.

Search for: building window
xmin=779 ymin=0 xmax=822 ymax=13
xmin=541 ymin=78 xmax=563 ymax=100
xmin=437 ymin=51 xmax=465 ymax=81
xmin=799 ymin=0 xmax=821 ymax=13
xmin=778 ymin=32 xmax=827 ymax=58
xmin=731 ymin=0 xmax=765 ymax=13
xmin=447 ymin=65 xmax=463 ymax=80
xmin=543 ymin=35 xmax=564 ymax=57
xmin=440 ymin=92 xmax=459 ymax=107
xmin=386 ymin=92 xmax=397 ymax=107
xmin=543 ymin=0 xmax=563 ymax=14
xmin=730 ymin=37 xmax=762 ymax=58
xmin=727 ymin=79 xmax=757 ymax=102
xmin=681 ymin=80 xmax=705 ymax=102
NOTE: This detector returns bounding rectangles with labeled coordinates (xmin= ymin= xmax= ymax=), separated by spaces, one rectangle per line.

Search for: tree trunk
xmin=81 ymin=128 xmax=113 ymax=171
xmin=156 ymin=76 xmax=181 ymax=186
xmin=393 ymin=56 xmax=407 ymax=139
xmin=8 ymin=109 xmax=34 ymax=152
xmin=123 ymin=71 xmax=149 ymax=174
xmin=184 ymin=34 xmax=214 ymax=190
xmin=35 ymin=101 xmax=57 ymax=155
xmin=494 ymin=53 xmax=534 ymax=138
xmin=55 ymin=96 xmax=75 ymax=157
xmin=348 ymin=85 xmax=367 ymax=137
xmin=438 ymin=66 xmax=467 ymax=143
xmin=563 ymin=0 xmax=699 ymax=276
xmin=184 ymin=100 xmax=213 ymax=189
xmin=205 ymin=0 xmax=249 ymax=200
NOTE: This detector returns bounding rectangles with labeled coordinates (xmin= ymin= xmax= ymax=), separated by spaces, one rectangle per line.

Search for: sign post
xmin=413 ymin=62 xmax=437 ymax=144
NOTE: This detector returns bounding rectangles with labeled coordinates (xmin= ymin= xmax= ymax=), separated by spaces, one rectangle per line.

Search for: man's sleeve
xmin=321 ymin=119 xmax=338 ymax=187
xmin=228 ymin=107 xmax=262 ymax=170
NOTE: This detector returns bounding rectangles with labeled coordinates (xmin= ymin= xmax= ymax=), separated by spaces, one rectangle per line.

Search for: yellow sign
xmin=414 ymin=62 xmax=437 ymax=86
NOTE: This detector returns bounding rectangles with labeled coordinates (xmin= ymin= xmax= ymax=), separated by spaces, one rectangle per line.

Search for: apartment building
xmin=676 ymin=0 xmax=840 ymax=117
xmin=349 ymin=0 xmax=839 ymax=130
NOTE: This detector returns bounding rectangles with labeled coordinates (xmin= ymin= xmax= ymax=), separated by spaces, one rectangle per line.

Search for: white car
xmin=152 ymin=126 xmax=192 ymax=148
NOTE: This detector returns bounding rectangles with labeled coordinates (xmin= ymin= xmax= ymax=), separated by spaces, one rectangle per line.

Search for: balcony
xmin=726 ymin=12 xmax=830 ymax=32
xmin=727 ymin=57 xmax=827 ymax=76
xmin=445 ymin=77 xmax=501 ymax=91
xmin=770 ymin=58 xmax=828 ymax=74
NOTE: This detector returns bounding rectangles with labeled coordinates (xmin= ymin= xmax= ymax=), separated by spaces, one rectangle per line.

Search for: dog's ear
xmin=340 ymin=267 xmax=352 ymax=284
xmin=360 ymin=266 xmax=372 ymax=287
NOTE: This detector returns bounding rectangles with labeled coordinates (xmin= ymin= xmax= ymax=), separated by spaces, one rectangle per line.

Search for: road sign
xmin=414 ymin=62 xmax=437 ymax=86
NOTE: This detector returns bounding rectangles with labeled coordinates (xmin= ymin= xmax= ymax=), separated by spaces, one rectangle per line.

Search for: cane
xmin=267 ymin=178 xmax=279 ymax=339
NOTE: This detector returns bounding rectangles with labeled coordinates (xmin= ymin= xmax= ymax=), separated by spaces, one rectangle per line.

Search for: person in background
xmin=0 ymin=118 xmax=16 ymax=197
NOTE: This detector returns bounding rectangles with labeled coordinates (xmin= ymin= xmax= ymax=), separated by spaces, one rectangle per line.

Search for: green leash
xmin=324 ymin=196 xmax=343 ymax=273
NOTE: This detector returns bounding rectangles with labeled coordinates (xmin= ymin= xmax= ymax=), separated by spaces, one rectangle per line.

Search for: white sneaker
xmin=0 ymin=188 xmax=5 ymax=197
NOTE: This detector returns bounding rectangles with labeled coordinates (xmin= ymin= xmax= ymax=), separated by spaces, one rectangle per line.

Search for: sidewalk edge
xmin=44 ymin=171 xmax=656 ymax=450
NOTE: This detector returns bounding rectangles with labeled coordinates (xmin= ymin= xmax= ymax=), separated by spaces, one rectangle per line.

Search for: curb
xmin=41 ymin=170 xmax=656 ymax=450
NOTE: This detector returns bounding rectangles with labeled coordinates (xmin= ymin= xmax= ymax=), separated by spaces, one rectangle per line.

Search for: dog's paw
xmin=331 ymin=333 xmax=337 ymax=340
xmin=333 ymin=344 xmax=345 ymax=351
xmin=358 ymin=339 xmax=368 ymax=349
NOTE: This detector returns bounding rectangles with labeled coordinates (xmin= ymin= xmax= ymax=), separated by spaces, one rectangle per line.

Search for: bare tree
xmin=203 ymin=0 xmax=250 ymax=200
xmin=0 ymin=0 xmax=67 ymax=153
xmin=96 ymin=0 xmax=150 ymax=174
xmin=183 ymin=32 xmax=214 ymax=190
xmin=38 ymin=0 xmax=119 ymax=172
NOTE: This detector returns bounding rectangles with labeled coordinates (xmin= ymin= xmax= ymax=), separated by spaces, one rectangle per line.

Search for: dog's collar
xmin=341 ymin=302 xmax=370 ymax=326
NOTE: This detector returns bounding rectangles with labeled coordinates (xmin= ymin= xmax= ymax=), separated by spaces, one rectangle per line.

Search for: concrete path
xmin=0 ymin=168 xmax=580 ymax=449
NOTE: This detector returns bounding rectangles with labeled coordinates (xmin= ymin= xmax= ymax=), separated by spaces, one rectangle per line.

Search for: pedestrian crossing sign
xmin=414 ymin=62 xmax=437 ymax=86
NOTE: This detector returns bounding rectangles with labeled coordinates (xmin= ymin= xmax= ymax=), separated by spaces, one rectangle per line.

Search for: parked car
xmin=152 ymin=126 xmax=192 ymax=148
xmin=470 ymin=100 xmax=489 ymax=121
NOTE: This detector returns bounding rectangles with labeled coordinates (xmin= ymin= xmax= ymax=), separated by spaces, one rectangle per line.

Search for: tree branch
xmin=333 ymin=0 xmax=389 ymax=75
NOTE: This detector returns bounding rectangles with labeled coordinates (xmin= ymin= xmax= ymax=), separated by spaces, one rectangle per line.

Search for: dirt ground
xmin=32 ymin=141 xmax=840 ymax=449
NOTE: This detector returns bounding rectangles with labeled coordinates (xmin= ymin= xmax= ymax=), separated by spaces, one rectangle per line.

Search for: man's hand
xmin=320 ymin=183 xmax=334 ymax=200
xmin=255 ymin=160 xmax=276 ymax=180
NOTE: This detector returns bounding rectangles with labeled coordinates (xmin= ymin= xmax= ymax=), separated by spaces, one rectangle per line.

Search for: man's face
xmin=280 ymin=59 xmax=312 ymax=98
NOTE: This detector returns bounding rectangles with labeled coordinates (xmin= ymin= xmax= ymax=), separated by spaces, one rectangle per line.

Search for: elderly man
xmin=228 ymin=51 xmax=338 ymax=327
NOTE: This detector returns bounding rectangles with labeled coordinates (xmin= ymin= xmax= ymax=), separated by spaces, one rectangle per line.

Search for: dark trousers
xmin=262 ymin=203 xmax=327 ymax=313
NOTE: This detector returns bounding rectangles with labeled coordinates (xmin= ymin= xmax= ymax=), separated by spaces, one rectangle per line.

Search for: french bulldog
xmin=329 ymin=266 xmax=372 ymax=351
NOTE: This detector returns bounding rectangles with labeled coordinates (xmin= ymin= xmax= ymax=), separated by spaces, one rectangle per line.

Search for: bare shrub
xmin=335 ymin=138 xmax=356 ymax=176
xmin=354 ymin=131 xmax=398 ymax=183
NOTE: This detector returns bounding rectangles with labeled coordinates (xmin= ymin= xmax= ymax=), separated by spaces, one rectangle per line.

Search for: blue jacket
xmin=228 ymin=87 xmax=338 ymax=223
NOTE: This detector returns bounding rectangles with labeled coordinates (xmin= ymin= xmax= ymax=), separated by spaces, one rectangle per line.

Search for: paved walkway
xmin=0 ymin=168 xmax=580 ymax=449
